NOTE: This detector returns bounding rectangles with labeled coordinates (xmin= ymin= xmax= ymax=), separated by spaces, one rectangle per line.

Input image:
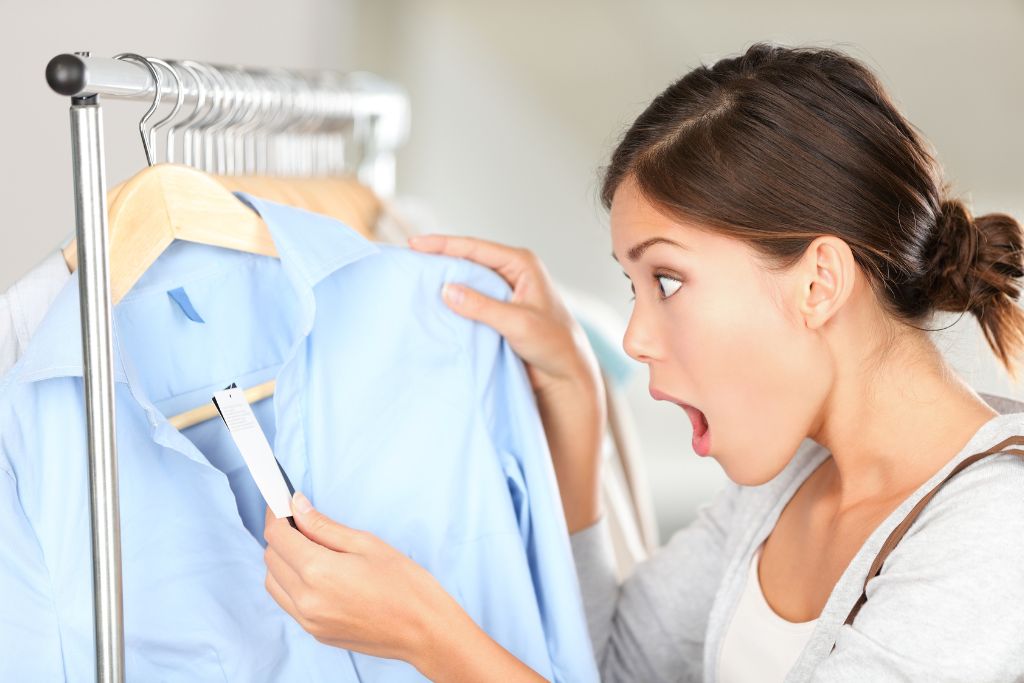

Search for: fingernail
xmin=442 ymin=283 xmax=464 ymax=306
xmin=292 ymin=491 xmax=313 ymax=514
xmin=409 ymin=234 xmax=437 ymax=247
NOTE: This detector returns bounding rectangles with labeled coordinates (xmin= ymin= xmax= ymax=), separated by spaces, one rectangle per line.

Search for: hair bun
xmin=922 ymin=199 xmax=982 ymax=312
xmin=922 ymin=197 xmax=1024 ymax=370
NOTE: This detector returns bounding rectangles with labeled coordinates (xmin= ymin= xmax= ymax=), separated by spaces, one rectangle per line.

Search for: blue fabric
xmin=167 ymin=286 xmax=206 ymax=323
xmin=0 ymin=194 xmax=597 ymax=682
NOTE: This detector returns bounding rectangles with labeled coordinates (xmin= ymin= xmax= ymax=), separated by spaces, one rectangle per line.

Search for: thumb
xmin=290 ymin=491 xmax=370 ymax=554
xmin=442 ymin=283 xmax=526 ymax=340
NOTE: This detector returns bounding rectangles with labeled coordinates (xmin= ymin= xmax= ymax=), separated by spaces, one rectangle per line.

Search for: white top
xmin=0 ymin=250 xmax=72 ymax=378
xmin=717 ymin=543 xmax=818 ymax=683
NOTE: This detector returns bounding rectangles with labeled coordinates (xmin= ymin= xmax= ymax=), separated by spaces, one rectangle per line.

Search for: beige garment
xmin=600 ymin=370 xmax=659 ymax=577
xmin=717 ymin=542 xmax=818 ymax=683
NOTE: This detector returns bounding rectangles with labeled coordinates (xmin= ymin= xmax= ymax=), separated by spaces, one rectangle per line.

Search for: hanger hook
xmin=180 ymin=61 xmax=219 ymax=169
xmin=262 ymin=68 xmax=295 ymax=175
xmin=147 ymin=58 xmax=184 ymax=164
xmin=166 ymin=61 xmax=201 ymax=164
xmin=200 ymin=63 xmax=233 ymax=174
xmin=113 ymin=53 xmax=163 ymax=166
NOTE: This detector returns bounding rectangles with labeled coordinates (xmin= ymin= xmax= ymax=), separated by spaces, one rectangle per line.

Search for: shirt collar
xmin=6 ymin=192 xmax=380 ymax=386
xmin=233 ymin=192 xmax=379 ymax=290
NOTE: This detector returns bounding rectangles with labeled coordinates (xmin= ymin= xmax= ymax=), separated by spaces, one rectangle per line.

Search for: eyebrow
xmin=611 ymin=237 xmax=689 ymax=263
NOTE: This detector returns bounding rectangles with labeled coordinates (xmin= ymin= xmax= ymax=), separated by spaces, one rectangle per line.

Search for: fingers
xmin=441 ymin=284 xmax=530 ymax=341
xmin=265 ymin=567 xmax=301 ymax=620
xmin=265 ymin=544 xmax=306 ymax=620
xmin=263 ymin=508 xmax=323 ymax=576
xmin=408 ymin=234 xmax=528 ymax=285
xmin=265 ymin=543 xmax=305 ymax=597
xmin=290 ymin=492 xmax=374 ymax=555
xmin=410 ymin=234 xmax=552 ymax=345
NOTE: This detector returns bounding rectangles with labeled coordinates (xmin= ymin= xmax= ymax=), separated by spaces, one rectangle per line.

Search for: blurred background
xmin=2 ymin=0 xmax=1021 ymax=539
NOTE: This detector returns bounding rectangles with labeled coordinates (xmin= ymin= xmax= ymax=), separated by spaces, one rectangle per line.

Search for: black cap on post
xmin=46 ymin=53 xmax=87 ymax=97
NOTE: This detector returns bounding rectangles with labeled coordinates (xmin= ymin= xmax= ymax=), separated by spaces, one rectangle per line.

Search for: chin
xmin=715 ymin=450 xmax=792 ymax=487
xmin=720 ymin=465 xmax=775 ymax=487
xmin=710 ymin=422 xmax=811 ymax=486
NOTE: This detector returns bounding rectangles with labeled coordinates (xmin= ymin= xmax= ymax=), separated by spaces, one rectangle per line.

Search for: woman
xmin=262 ymin=43 xmax=1024 ymax=681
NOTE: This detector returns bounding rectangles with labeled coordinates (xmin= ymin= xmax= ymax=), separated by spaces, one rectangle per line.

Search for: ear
xmin=796 ymin=236 xmax=855 ymax=330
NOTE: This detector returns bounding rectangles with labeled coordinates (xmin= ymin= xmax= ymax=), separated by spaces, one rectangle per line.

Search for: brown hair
xmin=602 ymin=42 xmax=1024 ymax=376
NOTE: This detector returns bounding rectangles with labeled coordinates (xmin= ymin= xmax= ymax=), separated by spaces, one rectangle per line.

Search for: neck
xmin=810 ymin=324 xmax=998 ymax=511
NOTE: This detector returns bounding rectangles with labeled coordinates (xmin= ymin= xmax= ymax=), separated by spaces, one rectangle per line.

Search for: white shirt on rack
xmin=717 ymin=542 xmax=819 ymax=683
xmin=0 ymin=250 xmax=71 ymax=377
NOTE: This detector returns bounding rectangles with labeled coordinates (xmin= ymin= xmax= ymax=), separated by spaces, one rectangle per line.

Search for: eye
xmin=656 ymin=275 xmax=682 ymax=299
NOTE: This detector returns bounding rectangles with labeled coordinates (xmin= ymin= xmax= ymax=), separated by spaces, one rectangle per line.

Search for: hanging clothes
xmin=560 ymin=285 xmax=639 ymax=390
xmin=0 ymin=194 xmax=597 ymax=682
xmin=0 ymin=249 xmax=71 ymax=377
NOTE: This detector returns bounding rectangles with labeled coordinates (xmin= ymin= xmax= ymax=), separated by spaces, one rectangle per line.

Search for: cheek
xmin=666 ymin=281 xmax=824 ymax=483
xmin=664 ymin=278 xmax=794 ymax=385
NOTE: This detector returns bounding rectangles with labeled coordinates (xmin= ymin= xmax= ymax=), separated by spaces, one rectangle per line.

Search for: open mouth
xmin=681 ymin=404 xmax=712 ymax=456
xmin=650 ymin=387 xmax=713 ymax=457
xmin=681 ymin=404 xmax=710 ymax=437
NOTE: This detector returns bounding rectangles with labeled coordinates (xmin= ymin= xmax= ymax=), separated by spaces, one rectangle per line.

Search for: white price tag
xmin=212 ymin=384 xmax=295 ymax=523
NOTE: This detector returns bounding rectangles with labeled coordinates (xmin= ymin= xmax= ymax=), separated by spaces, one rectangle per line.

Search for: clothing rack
xmin=45 ymin=52 xmax=409 ymax=683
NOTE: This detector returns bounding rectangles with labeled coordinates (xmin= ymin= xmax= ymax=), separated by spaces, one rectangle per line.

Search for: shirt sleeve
xmin=570 ymin=481 xmax=741 ymax=683
xmin=447 ymin=258 xmax=601 ymax=682
xmin=811 ymin=453 xmax=1024 ymax=682
xmin=0 ymin=463 xmax=65 ymax=680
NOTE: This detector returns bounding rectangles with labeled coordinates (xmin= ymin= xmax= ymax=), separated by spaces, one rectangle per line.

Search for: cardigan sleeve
xmin=810 ymin=453 xmax=1024 ymax=682
xmin=570 ymin=481 xmax=742 ymax=683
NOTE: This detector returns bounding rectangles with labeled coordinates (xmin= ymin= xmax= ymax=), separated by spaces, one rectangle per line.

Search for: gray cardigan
xmin=570 ymin=411 xmax=1024 ymax=682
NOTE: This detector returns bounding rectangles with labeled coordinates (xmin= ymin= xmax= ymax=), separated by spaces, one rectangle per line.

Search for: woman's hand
xmin=408 ymin=234 xmax=606 ymax=532
xmin=409 ymin=234 xmax=599 ymax=395
xmin=263 ymin=495 xmax=546 ymax=683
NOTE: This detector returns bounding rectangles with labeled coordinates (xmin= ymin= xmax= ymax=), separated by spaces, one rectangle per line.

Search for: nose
xmin=622 ymin=305 xmax=659 ymax=363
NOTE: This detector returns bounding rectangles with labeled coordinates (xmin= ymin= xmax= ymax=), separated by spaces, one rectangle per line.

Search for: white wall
xmin=350 ymin=0 xmax=1024 ymax=537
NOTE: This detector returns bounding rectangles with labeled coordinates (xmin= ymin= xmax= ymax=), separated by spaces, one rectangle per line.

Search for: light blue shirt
xmin=0 ymin=194 xmax=597 ymax=682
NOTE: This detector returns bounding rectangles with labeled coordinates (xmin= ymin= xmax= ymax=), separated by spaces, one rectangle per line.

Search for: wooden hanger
xmin=216 ymin=175 xmax=380 ymax=233
xmin=63 ymin=163 xmax=381 ymax=430
xmin=65 ymin=163 xmax=275 ymax=304
xmin=63 ymin=170 xmax=380 ymax=276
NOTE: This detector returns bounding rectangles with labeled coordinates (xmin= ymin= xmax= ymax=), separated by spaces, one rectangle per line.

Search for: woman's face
xmin=610 ymin=177 xmax=831 ymax=485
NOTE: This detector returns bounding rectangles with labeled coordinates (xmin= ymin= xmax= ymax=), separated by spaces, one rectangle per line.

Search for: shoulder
xmin=320 ymin=245 xmax=511 ymax=347
xmin=908 ymin=418 xmax=1024 ymax=542
xmin=345 ymin=247 xmax=519 ymax=387
xmin=368 ymin=245 xmax=512 ymax=345
xmin=871 ymin=413 xmax=1024 ymax=584
xmin=826 ymin=418 xmax=1024 ymax=679
xmin=367 ymin=244 xmax=512 ymax=300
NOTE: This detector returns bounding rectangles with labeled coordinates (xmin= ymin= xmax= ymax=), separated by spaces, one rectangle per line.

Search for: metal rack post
xmin=59 ymin=52 xmax=125 ymax=683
